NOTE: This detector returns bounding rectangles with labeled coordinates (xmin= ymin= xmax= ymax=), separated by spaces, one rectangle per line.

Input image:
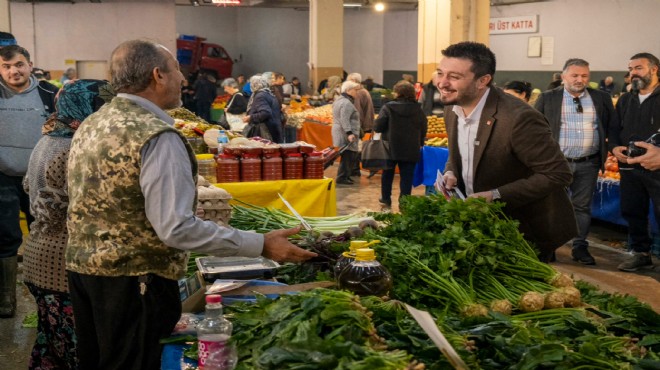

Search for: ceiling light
xmin=374 ymin=2 xmax=385 ymax=11
xmin=343 ymin=3 xmax=363 ymax=8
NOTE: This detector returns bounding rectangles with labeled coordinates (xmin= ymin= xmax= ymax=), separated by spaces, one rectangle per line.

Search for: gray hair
xmin=221 ymin=78 xmax=238 ymax=88
xmin=340 ymin=80 xmax=360 ymax=93
xmin=261 ymin=71 xmax=273 ymax=86
xmin=110 ymin=39 xmax=170 ymax=94
xmin=347 ymin=72 xmax=362 ymax=83
xmin=562 ymin=58 xmax=589 ymax=72
xmin=249 ymin=74 xmax=269 ymax=91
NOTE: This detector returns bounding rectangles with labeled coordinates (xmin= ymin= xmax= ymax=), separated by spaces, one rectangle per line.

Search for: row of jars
xmin=196 ymin=151 xmax=325 ymax=184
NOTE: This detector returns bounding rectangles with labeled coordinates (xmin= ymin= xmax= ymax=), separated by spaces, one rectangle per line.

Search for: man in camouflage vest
xmin=66 ymin=39 xmax=315 ymax=370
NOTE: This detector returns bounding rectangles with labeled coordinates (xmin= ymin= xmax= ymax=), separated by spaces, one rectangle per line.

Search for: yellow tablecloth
xmin=214 ymin=177 xmax=336 ymax=217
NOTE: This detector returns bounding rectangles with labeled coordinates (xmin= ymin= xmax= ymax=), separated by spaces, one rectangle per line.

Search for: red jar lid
xmin=243 ymin=153 xmax=261 ymax=158
xmin=307 ymin=151 xmax=323 ymax=157
xmin=218 ymin=154 xmax=238 ymax=160
xmin=286 ymin=153 xmax=303 ymax=158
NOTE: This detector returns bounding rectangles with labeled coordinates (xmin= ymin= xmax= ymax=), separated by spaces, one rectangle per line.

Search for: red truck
xmin=176 ymin=35 xmax=234 ymax=79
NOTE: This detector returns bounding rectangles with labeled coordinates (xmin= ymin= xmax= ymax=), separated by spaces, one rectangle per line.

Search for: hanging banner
xmin=489 ymin=15 xmax=538 ymax=35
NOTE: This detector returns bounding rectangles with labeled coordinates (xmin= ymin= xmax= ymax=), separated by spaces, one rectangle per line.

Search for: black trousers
xmin=0 ymin=172 xmax=33 ymax=257
xmin=337 ymin=150 xmax=359 ymax=182
xmin=619 ymin=168 xmax=660 ymax=253
xmin=68 ymin=272 xmax=181 ymax=370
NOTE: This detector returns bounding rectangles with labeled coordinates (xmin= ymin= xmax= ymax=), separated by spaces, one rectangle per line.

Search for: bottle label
xmin=198 ymin=337 xmax=227 ymax=368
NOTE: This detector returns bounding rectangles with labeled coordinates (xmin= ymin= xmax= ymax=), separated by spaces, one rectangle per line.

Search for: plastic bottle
xmin=197 ymin=295 xmax=233 ymax=370
xmin=333 ymin=240 xmax=368 ymax=278
xmin=217 ymin=130 xmax=230 ymax=154
xmin=338 ymin=248 xmax=392 ymax=297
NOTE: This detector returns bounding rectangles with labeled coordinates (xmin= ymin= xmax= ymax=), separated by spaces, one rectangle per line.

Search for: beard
xmin=631 ymin=73 xmax=652 ymax=91
xmin=564 ymin=82 xmax=585 ymax=95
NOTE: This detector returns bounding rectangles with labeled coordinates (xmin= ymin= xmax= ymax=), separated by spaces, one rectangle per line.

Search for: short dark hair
xmin=441 ymin=42 xmax=496 ymax=85
xmin=630 ymin=52 xmax=660 ymax=77
xmin=110 ymin=39 xmax=171 ymax=94
xmin=393 ymin=80 xmax=416 ymax=102
xmin=0 ymin=45 xmax=30 ymax=62
xmin=562 ymin=58 xmax=589 ymax=72
xmin=273 ymin=72 xmax=285 ymax=80
xmin=504 ymin=80 xmax=532 ymax=101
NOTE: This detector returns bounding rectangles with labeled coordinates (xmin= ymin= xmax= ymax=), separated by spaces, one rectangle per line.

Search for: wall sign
xmin=489 ymin=15 xmax=538 ymax=35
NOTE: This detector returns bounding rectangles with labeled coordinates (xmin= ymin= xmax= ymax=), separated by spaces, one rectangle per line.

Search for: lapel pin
xmin=486 ymin=120 xmax=492 ymax=126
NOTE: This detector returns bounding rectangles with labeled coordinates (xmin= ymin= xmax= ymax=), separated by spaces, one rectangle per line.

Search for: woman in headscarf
xmin=22 ymin=79 xmax=115 ymax=369
xmin=242 ymin=74 xmax=282 ymax=143
xmin=332 ymin=81 xmax=361 ymax=185
xmin=322 ymin=75 xmax=342 ymax=102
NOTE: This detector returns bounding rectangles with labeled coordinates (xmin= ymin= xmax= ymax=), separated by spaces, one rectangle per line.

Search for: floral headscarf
xmin=42 ymin=79 xmax=116 ymax=137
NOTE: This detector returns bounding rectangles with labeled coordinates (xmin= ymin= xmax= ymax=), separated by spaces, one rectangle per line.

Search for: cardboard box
xmin=180 ymin=272 xmax=207 ymax=313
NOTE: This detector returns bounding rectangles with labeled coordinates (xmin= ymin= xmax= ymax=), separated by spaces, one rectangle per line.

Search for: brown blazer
xmin=444 ymin=87 xmax=578 ymax=260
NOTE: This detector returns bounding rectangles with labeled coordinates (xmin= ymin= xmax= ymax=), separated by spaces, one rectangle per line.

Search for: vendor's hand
xmin=443 ymin=171 xmax=457 ymax=190
xmin=242 ymin=115 xmax=250 ymax=123
xmin=626 ymin=141 xmax=660 ymax=171
xmin=469 ymin=191 xmax=494 ymax=202
xmin=612 ymin=146 xmax=629 ymax=164
xmin=347 ymin=134 xmax=356 ymax=142
xmin=262 ymin=226 xmax=317 ymax=263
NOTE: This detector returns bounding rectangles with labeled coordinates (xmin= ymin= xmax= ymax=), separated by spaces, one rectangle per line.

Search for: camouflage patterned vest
xmin=66 ymin=97 xmax=198 ymax=280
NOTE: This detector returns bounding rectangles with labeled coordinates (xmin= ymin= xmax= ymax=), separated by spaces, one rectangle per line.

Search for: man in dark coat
xmin=439 ymin=42 xmax=577 ymax=262
xmin=535 ymin=58 xmax=615 ymax=266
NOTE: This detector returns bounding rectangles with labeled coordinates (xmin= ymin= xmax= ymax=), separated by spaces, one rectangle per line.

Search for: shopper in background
xmin=283 ymin=76 xmax=303 ymax=97
xmin=322 ymin=75 xmax=342 ymax=102
xmin=221 ymin=77 xmax=248 ymax=131
xmin=23 ymin=79 xmax=115 ymax=369
xmin=243 ymin=74 xmax=282 ymax=142
xmin=0 ymin=45 xmax=58 ymax=318
xmin=332 ymin=81 xmax=361 ymax=185
xmin=546 ymin=72 xmax=563 ymax=90
xmin=347 ymin=72 xmax=375 ymax=177
xmin=419 ymin=71 xmax=444 ymax=116
xmin=439 ymin=42 xmax=577 ymax=263
xmin=236 ymin=74 xmax=246 ymax=91
xmin=60 ymin=67 xmax=76 ymax=85
xmin=534 ymin=58 xmax=615 ymax=266
xmin=181 ymin=77 xmax=195 ymax=112
xmin=503 ymin=80 xmax=533 ymax=103
xmin=193 ymin=72 xmax=217 ymax=123
xmin=598 ymin=76 xmax=617 ymax=96
xmin=374 ymin=81 xmax=427 ymax=208
xmin=621 ymin=72 xmax=632 ymax=93
xmin=65 ymin=40 xmax=315 ymax=370
xmin=609 ymin=52 xmax=660 ymax=272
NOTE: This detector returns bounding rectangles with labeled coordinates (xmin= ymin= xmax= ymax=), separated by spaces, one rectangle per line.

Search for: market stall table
xmin=214 ymin=177 xmax=336 ymax=217
xmin=591 ymin=178 xmax=658 ymax=233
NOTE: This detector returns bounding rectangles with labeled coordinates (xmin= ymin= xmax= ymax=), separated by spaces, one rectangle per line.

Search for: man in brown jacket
xmin=439 ymin=42 xmax=577 ymax=262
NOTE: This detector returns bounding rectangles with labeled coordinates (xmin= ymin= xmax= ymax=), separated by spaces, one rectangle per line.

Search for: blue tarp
xmin=413 ymin=146 xmax=449 ymax=187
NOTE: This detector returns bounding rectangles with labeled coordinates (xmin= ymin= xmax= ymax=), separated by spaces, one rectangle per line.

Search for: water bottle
xmin=197 ymin=295 xmax=233 ymax=370
xmin=217 ymin=130 xmax=230 ymax=154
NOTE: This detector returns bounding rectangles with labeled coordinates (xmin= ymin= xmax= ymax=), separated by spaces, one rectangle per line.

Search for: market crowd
xmin=1 ymin=31 xmax=659 ymax=370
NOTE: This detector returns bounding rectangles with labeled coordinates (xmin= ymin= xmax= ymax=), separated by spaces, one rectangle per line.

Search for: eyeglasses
xmin=573 ymin=97 xmax=583 ymax=113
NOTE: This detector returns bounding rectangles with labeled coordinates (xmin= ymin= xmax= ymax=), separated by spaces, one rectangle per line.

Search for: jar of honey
xmin=196 ymin=154 xmax=217 ymax=183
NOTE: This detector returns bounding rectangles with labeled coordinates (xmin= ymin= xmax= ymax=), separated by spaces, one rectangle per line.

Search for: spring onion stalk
xmin=230 ymin=202 xmax=375 ymax=234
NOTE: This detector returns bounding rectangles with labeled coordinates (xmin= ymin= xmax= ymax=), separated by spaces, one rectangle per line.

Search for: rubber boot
xmin=0 ymin=256 xmax=18 ymax=318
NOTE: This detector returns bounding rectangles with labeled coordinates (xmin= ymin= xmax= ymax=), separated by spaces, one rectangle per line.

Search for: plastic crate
xmin=179 ymin=34 xmax=196 ymax=41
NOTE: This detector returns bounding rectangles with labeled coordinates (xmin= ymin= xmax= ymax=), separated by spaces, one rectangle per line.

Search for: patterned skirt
xmin=26 ymin=283 xmax=78 ymax=370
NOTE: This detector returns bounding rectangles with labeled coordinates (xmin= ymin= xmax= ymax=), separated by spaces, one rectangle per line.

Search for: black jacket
xmin=225 ymin=92 xmax=247 ymax=114
xmin=38 ymin=80 xmax=59 ymax=115
xmin=248 ymin=90 xmax=282 ymax=143
xmin=374 ymin=100 xmax=427 ymax=162
xmin=534 ymin=86 xmax=615 ymax=171
xmin=608 ymin=87 xmax=660 ymax=167
xmin=420 ymin=81 xmax=443 ymax=116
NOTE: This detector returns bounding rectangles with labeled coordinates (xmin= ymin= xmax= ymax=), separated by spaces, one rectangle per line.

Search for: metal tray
xmin=196 ymin=256 xmax=280 ymax=281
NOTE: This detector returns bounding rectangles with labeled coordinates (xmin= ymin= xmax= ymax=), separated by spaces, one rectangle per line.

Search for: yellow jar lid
xmin=196 ymin=154 xmax=215 ymax=160
xmin=355 ymin=248 xmax=376 ymax=261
